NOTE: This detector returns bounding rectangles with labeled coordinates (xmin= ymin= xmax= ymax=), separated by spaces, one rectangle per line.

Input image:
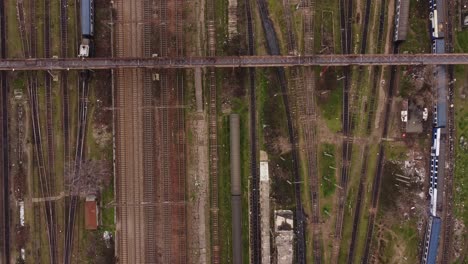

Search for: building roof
xmin=85 ymin=200 xmax=98 ymax=230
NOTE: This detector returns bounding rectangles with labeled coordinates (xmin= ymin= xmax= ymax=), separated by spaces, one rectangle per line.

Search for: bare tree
xmin=65 ymin=160 xmax=111 ymax=197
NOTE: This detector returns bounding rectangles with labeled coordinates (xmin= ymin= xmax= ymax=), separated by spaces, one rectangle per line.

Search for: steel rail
xmin=1 ymin=54 xmax=468 ymax=70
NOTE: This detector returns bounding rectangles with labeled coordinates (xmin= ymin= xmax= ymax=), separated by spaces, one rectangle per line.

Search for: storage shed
xmin=85 ymin=195 xmax=98 ymax=230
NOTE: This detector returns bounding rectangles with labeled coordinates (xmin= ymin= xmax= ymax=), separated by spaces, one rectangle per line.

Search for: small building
xmin=85 ymin=195 xmax=98 ymax=230
xmin=260 ymin=151 xmax=271 ymax=264
xmin=406 ymin=100 xmax=424 ymax=134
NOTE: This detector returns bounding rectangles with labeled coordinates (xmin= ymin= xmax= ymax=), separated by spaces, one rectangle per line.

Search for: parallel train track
xmin=44 ymin=0 xmax=59 ymax=262
xmin=245 ymin=0 xmax=261 ymax=262
xmin=333 ymin=0 xmax=353 ymax=258
xmin=0 ymin=0 xmax=9 ymax=261
xmin=141 ymin=0 xmax=157 ymax=262
xmin=346 ymin=0 xmax=378 ymax=260
xmin=361 ymin=44 xmax=400 ymax=264
xmin=16 ymin=1 xmax=58 ymax=262
xmin=441 ymin=0 xmax=455 ymax=261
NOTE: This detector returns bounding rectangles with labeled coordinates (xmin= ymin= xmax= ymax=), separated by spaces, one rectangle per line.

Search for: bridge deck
xmin=2 ymin=54 xmax=468 ymax=70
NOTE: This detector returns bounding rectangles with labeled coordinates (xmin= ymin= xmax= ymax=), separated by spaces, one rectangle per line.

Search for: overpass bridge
xmin=1 ymin=54 xmax=468 ymax=70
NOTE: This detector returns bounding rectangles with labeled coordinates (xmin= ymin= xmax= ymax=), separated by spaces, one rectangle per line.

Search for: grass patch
xmin=453 ymin=65 xmax=468 ymax=231
xmin=384 ymin=141 xmax=408 ymax=161
xmin=319 ymin=143 xmax=337 ymax=197
xmin=217 ymin=71 xmax=250 ymax=263
xmin=101 ymin=183 xmax=115 ymax=231
xmin=317 ymin=68 xmax=343 ymax=132
xmin=375 ymin=219 xmax=420 ymax=263
xmin=455 ymin=29 xmax=468 ymax=52
xmin=398 ymin=0 xmax=430 ymax=53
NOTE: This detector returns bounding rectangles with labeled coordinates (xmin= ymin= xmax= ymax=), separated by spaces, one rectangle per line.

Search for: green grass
xmin=314 ymin=0 xmax=341 ymax=53
xmin=376 ymin=219 xmax=420 ymax=263
xmin=399 ymin=0 xmax=430 ymax=53
xmin=217 ymin=71 xmax=250 ymax=263
xmin=384 ymin=141 xmax=408 ymax=161
xmin=319 ymin=143 xmax=337 ymax=197
xmin=317 ymin=73 xmax=343 ymax=133
xmin=267 ymin=0 xmax=287 ymax=53
xmin=101 ymin=183 xmax=115 ymax=231
xmin=7 ymin=0 xmax=24 ymax=58
xmin=453 ymin=65 xmax=468 ymax=233
xmin=455 ymin=30 xmax=468 ymax=52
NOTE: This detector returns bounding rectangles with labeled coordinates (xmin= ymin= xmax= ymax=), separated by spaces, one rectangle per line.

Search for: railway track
xmin=245 ymin=0 xmax=262 ymax=262
xmin=141 ymin=0 xmax=158 ymax=262
xmin=175 ymin=0 xmax=187 ymax=260
xmin=114 ymin=0 xmax=150 ymax=262
xmin=441 ymin=0 xmax=455 ymax=261
xmin=158 ymin=0 xmax=173 ymax=262
xmin=205 ymin=0 xmax=221 ymax=261
xmin=361 ymin=45 xmax=400 ymax=264
xmin=366 ymin=0 xmax=386 ymax=134
xmin=64 ymin=71 xmax=90 ymax=264
xmin=60 ymin=0 xmax=71 ymax=174
xmin=43 ymin=0 xmax=59 ymax=262
xmin=255 ymin=0 xmax=307 ymax=262
xmin=333 ymin=0 xmax=353 ymax=257
xmin=16 ymin=1 xmax=59 ymax=262
xmin=286 ymin=0 xmax=323 ymax=262
xmin=345 ymin=0 xmax=376 ymax=260
xmin=347 ymin=146 xmax=369 ymax=263
xmin=0 ymin=0 xmax=9 ymax=261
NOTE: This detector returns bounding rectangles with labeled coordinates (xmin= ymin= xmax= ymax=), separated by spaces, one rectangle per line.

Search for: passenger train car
xmin=429 ymin=0 xmax=446 ymax=39
xmin=79 ymin=0 xmax=94 ymax=57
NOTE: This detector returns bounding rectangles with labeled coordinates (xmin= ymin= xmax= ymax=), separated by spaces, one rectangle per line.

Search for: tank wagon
xmin=79 ymin=0 xmax=94 ymax=57
xmin=230 ymin=114 xmax=243 ymax=264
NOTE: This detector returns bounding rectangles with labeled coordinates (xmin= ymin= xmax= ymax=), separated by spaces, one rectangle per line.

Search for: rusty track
xmin=441 ymin=0 xmax=455 ymax=261
xmin=16 ymin=1 xmax=58 ymax=263
xmin=206 ymin=0 xmax=220 ymax=260
xmin=44 ymin=0 xmax=59 ymax=262
xmin=0 ymin=0 xmax=8 ymax=261
xmin=299 ymin=0 xmax=323 ymax=262
xmin=60 ymin=0 xmax=70 ymax=170
xmin=141 ymin=0 xmax=157 ymax=262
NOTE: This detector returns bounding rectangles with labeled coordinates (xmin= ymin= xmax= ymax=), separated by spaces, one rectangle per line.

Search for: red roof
xmin=85 ymin=201 xmax=98 ymax=230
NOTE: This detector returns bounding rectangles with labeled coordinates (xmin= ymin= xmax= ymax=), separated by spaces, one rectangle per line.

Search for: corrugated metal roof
xmin=85 ymin=200 xmax=98 ymax=230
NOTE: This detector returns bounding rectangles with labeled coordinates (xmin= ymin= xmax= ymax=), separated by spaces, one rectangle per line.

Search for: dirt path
xmin=186 ymin=114 xmax=210 ymax=264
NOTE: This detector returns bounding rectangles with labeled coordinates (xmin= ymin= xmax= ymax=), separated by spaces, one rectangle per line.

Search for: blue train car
xmin=422 ymin=216 xmax=441 ymax=264
xmin=81 ymin=0 xmax=94 ymax=37
xmin=427 ymin=217 xmax=441 ymax=264
xmin=432 ymin=39 xmax=445 ymax=54
xmin=436 ymin=102 xmax=447 ymax=128
xmin=79 ymin=0 xmax=94 ymax=57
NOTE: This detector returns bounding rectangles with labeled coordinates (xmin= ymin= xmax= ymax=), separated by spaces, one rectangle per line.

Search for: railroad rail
xmin=1 ymin=54 xmax=468 ymax=70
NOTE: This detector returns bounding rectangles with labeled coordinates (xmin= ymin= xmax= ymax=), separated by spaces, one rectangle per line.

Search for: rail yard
xmin=0 ymin=0 xmax=468 ymax=263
